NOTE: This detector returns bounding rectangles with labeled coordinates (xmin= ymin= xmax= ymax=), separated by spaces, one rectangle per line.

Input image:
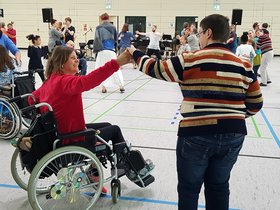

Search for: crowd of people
xmin=0 ymin=12 xmax=275 ymax=210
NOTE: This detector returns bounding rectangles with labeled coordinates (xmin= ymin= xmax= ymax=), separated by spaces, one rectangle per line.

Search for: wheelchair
xmin=9 ymin=99 xmax=155 ymax=210
xmin=0 ymin=69 xmax=43 ymax=140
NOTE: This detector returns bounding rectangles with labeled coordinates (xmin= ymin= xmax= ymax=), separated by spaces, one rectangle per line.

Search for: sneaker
xmin=267 ymin=81 xmax=272 ymax=84
xmin=120 ymin=88 xmax=125 ymax=93
xmin=259 ymin=83 xmax=267 ymax=87
xmin=86 ymin=167 xmax=107 ymax=195
xmin=101 ymin=87 xmax=107 ymax=93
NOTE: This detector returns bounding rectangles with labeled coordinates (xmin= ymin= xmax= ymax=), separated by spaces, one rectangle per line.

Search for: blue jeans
xmin=176 ymin=133 xmax=245 ymax=210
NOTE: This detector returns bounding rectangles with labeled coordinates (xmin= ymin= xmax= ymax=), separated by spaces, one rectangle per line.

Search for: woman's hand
xmin=116 ymin=49 xmax=133 ymax=66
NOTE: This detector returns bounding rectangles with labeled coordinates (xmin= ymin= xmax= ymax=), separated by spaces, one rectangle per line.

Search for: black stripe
xmin=184 ymin=62 xmax=250 ymax=77
xmin=181 ymin=83 xmax=244 ymax=89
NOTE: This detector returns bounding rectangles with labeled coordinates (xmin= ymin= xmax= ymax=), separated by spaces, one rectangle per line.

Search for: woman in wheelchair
xmin=28 ymin=46 xmax=155 ymax=192
xmin=0 ymin=44 xmax=16 ymax=96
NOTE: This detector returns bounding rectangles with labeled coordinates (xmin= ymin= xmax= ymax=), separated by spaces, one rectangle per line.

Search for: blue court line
xmin=0 ymin=183 xmax=240 ymax=210
xmin=0 ymin=183 xmax=20 ymax=189
xmin=260 ymin=110 xmax=280 ymax=148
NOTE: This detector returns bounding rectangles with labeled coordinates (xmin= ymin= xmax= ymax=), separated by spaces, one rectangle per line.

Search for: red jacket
xmin=30 ymin=59 xmax=119 ymax=144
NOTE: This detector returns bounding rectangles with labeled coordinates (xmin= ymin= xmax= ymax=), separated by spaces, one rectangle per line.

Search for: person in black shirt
xmin=62 ymin=17 xmax=75 ymax=43
xmin=26 ymin=34 xmax=45 ymax=82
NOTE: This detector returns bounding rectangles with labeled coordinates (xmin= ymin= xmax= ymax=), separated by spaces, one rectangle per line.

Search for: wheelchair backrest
xmin=20 ymin=111 xmax=58 ymax=175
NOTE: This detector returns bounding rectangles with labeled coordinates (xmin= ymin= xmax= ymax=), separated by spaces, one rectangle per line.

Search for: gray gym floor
xmin=0 ymin=51 xmax=280 ymax=210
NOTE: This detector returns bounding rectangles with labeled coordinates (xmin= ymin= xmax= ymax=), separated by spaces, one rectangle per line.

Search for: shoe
xmin=259 ymin=83 xmax=267 ymax=87
xmin=101 ymin=87 xmax=107 ymax=93
xmin=126 ymin=159 xmax=155 ymax=182
xmin=120 ymin=88 xmax=125 ymax=93
xmin=86 ymin=167 xmax=107 ymax=195
xmin=267 ymin=81 xmax=272 ymax=84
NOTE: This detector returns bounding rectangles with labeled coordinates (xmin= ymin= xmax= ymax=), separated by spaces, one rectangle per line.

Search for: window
xmin=175 ymin=16 xmax=198 ymax=36
xmin=125 ymin=16 xmax=146 ymax=34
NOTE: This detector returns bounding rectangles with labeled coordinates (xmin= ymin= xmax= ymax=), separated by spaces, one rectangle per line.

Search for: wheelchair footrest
xmin=134 ymin=174 xmax=155 ymax=188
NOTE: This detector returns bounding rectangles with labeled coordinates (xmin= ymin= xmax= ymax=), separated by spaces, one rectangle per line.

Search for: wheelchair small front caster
xmin=111 ymin=179 xmax=121 ymax=204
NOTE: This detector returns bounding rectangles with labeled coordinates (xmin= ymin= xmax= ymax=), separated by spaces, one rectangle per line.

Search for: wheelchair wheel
xmin=28 ymin=146 xmax=104 ymax=210
xmin=111 ymin=179 xmax=121 ymax=204
xmin=11 ymin=148 xmax=30 ymax=190
xmin=0 ymin=97 xmax=22 ymax=140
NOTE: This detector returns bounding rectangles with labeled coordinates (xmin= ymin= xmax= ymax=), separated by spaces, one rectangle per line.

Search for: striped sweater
xmin=133 ymin=43 xmax=263 ymax=137
xmin=256 ymin=34 xmax=273 ymax=55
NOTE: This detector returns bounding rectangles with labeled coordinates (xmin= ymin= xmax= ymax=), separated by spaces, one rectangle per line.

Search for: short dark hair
xmin=262 ymin=23 xmax=268 ymax=29
xmin=252 ymin=22 xmax=259 ymax=30
xmin=26 ymin=34 xmax=40 ymax=44
xmin=240 ymin=32 xmax=248 ymax=44
xmin=199 ymin=14 xmax=230 ymax=42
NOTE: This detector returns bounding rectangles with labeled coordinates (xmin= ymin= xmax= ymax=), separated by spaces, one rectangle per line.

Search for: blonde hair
xmin=45 ymin=46 xmax=74 ymax=79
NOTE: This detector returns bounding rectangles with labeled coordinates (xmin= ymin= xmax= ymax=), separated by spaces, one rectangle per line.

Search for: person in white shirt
xmin=136 ymin=25 xmax=162 ymax=59
xmin=236 ymin=32 xmax=256 ymax=65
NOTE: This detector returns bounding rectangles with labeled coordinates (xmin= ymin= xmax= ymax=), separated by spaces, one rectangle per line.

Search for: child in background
xmin=177 ymin=35 xmax=191 ymax=55
xmin=236 ymin=32 xmax=256 ymax=65
xmin=26 ymin=34 xmax=45 ymax=82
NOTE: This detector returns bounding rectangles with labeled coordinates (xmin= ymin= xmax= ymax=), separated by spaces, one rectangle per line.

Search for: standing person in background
xmin=253 ymin=22 xmax=261 ymax=33
xmin=0 ymin=30 xmax=21 ymax=66
xmin=236 ymin=32 xmax=256 ymax=65
xmin=128 ymin=14 xmax=263 ymax=210
xmin=226 ymin=24 xmax=238 ymax=53
xmin=136 ymin=25 xmax=162 ymax=60
xmin=177 ymin=36 xmax=190 ymax=55
xmin=262 ymin=23 xmax=270 ymax=35
xmin=256 ymin=29 xmax=274 ymax=86
xmin=184 ymin=24 xmax=200 ymax=52
xmin=94 ymin=12 xmax=124 ymax=93
xmin=118 ymin=23 xmax=136 ymax=69
xmin=181 ymin=22 xmax=190 ymax=36
xmin=62 ymin=17 xmax=76 ymax=43
xmin=6 ymin=22 xmax=16 ymax=45
xmin=26 ymin=34 xmax=45 ymax=82
xmin=248 ymin=30 xmax=261 ymax=76
xmin=48 ymin=19 xmax=66 ymax=53
xmin=118 ymin=23 xmax=134 ymax=54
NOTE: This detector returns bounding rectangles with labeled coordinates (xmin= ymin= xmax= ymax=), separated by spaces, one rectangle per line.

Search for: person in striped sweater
xmin=256 ymin=29 xmax=274 ymax=86
xmin=128 ymin=14 xmax=263 ymax=210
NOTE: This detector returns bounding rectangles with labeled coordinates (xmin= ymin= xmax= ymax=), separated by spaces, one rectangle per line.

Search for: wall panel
xmin=0 ymin=0 xmax=279 ymax=54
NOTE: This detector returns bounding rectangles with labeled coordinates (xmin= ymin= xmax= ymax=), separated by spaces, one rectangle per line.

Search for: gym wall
xmin=0 ymin=0 xmax=279 ymax=54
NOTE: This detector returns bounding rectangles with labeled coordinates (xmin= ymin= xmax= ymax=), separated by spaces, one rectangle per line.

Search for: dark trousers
xmin=147 ymin=48 xmax=161 ymax=60
xmin=253 ymin=65 xmax=260 ymax=76
xmin=86 ymin=122 xmax=125 ymax=145
xmin=176 ymin=133 xmax=245 ymax=210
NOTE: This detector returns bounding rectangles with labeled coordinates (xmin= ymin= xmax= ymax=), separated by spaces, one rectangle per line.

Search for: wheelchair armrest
xmin=59 ymin=128 xmax=97 ymax=140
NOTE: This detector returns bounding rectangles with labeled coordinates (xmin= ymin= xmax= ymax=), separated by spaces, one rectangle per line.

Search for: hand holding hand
xmin=127 ymin=45 xmax=137 ymax=56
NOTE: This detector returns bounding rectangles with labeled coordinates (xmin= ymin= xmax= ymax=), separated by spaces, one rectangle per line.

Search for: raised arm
xmin=129 ymin=47 xmax=184 ymax=83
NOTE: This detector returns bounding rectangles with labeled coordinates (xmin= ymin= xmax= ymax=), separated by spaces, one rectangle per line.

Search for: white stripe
xmin=181 ymin=113 xmax=245 ymax=120
xmin=181 ymin=101 xmax=246 ymax=109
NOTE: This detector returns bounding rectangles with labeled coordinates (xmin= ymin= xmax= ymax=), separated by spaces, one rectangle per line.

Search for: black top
xmin=28 ymin=46 xmax=43 ymax=70
xmin=62 ymin=26 xmax=75 ymax=43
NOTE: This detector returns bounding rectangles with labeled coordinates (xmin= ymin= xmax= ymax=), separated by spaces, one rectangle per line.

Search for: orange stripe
xmin=163 ymin=61 xmax=175 ymax=81
xmin=145 ymin=59 xmax=154 ymax=75
xmin=183 ymin=97 xmax=245 ymax=105
xmin=183 ymin=69 xmax=249 ymax=85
